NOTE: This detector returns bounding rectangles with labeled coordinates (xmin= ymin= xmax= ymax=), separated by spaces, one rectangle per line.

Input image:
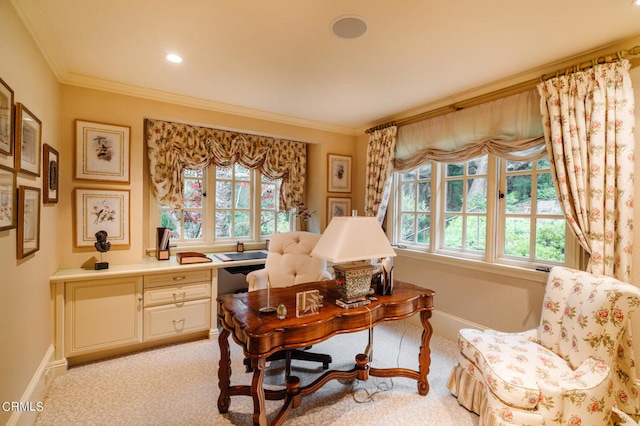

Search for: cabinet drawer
xmin=143 ymin=299 xmax=211 ymax=341
xmin=144 ymin=269 xmax=212 ymax=289
xmin=143 ymin=283 xmax=211 ymax=307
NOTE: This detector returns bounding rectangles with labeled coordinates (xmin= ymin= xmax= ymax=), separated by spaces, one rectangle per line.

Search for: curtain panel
xmin=364 ymin=126 xmax=397 ymax=222
xmin=537 ymin=59 xmax=635 ymax=280
xmin=146 ymin=119 xmax=307 ymax=211
xmin=394 ymin=88 xmax=546 ymax=170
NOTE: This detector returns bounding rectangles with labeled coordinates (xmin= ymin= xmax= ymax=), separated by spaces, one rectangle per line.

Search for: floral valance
xmin=146 ymin=118 xmax=306 ymax=211
xmin=394 ymin=88 xmax=546 ymax=170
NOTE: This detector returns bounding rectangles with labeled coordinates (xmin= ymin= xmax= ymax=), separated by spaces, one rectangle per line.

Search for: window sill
xmin=394 ymin=248 xmax=549 ymax=282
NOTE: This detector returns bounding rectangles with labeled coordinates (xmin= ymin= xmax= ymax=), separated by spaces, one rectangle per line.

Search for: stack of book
xmin=335 ymin=298 xmax=371 ymax=309
xmin=176 ymin=252 xmax=212 ymax=264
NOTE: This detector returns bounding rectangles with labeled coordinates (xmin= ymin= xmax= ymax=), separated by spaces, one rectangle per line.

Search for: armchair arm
xmin=485 ymin=328 xmax=539 ymax=343
xmin=247 ymin=269 xmax=269 ymax=292
xmin=537 ymin=357 xmax=613 ymax=425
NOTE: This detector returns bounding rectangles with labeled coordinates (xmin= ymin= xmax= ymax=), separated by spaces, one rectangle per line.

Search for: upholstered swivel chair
xmin=245 ymin=231 xmax=333 ymax=377
xmin=447 ymin=266 xmax=640 ymax=426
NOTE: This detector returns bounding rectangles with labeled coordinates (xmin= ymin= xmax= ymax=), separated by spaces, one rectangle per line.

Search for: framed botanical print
xmin=15 ymin=103 xmax=41 ymax=176
xmin=43 ymin=143 xmax=59 ymax=203
xmin=327 ymin=197 xmax=351 ymax=223
xmin=75 ymin=120 xmax=130 ymax=182
xmin=0 ymin=164 xmax=17 ymax=231
xmin=327 ymin=154 xmax=351 ymax=193
xmin=0 ymin=78 xmax=14 ymax=155
xmin=74 ymin=188 xmax=130 ymax=247
xmin=17 ymin=185 xmax=40 ymax=259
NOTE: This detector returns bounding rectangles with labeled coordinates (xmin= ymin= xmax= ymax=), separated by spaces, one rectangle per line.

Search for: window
xmin=394 ymin=154 xmax=569 ymax=269
xmin=159 ymin=164 xmax=292 ymax=247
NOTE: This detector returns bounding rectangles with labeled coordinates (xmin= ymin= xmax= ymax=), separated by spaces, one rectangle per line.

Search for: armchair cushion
xmin=459 ymin=328 xmax=574 ymax=410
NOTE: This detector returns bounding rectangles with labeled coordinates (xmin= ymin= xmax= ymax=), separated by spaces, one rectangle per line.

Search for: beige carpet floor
xmin=36 ymin=320 xmax=479 ymax=425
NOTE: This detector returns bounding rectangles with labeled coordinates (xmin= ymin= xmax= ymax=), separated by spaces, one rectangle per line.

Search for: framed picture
xmin=15 ymin=103 xmax=41 ymax=176
xmin=0 ymin=164 xmax=17 ymax=231
xmin=43 ymin=143 xmax=59 ymax=203
xmin=17 ymin=185 xmax=40 ymax=259
xmin=74 ymin=188 xmax=130 ymax=247
xmin=75 ymin=120 xmax=130 ymax=182
xmin=327 ymin=197 xmax=352 ymax=223
xmin=327 ymin=154 xmax=351 ymax=193
xmin=0 ymin=78 xmax=14 ymax=155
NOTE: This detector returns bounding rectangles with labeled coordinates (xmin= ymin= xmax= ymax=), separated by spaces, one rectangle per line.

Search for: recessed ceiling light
xmin=634 ymin=0 xmax=640 ymax=5
xmin=165 ymin=53 xmax=183 ymax=63
xmin=331 ymin=15 xmax=367 ymax=39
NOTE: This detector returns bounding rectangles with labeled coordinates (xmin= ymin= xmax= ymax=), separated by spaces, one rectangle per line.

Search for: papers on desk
xmin=215 ymin=251 xmax=268 ymax=262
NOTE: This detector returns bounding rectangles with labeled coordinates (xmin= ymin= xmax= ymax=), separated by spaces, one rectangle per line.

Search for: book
xmin=176 ymin=252 xmax=212 ymax=264
xmin=335 ymin=298 xmax=371 ymax=309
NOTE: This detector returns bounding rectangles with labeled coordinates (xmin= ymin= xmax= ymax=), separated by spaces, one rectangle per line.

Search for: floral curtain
xmin=537 ymin=59 xmax=635 ymax=281
xmin=145 ymin=118 xmax=306 ymax=211
xmin=364 ymin=126 xmax=397 ymax=223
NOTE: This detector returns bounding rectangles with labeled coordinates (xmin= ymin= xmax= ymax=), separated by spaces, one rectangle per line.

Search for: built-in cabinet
xmin=143 ymin=269 xmax=212 ymax=341
xmin=65 ymin=276 xmax=143 ymax=357
xmin=50 ymin=256 xmax=265 ymax=374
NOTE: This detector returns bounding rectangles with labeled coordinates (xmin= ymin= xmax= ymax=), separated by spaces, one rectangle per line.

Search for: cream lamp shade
xmin=311 ymin=216 xmax=396 ymax=302
xmin=310 ymin=216 xmax=396 ymax=263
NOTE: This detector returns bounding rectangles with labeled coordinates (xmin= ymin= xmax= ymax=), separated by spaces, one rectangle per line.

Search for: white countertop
xmin=50 ymin=252 xmax=267 ymax=282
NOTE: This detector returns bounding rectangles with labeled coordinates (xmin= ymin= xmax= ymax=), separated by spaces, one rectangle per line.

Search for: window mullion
xmin=485 ymin=156 xmax=499 ymax=263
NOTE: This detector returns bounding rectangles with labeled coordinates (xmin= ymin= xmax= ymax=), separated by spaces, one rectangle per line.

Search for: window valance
xmin=394 ymin=88 xmax=546 ymax=170
xmin=146 ymin=118 xmax=306 ymax=211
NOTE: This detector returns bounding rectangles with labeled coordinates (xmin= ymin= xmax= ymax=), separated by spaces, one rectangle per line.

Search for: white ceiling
xmin=12 ymin=0 xmax=640 ymax=134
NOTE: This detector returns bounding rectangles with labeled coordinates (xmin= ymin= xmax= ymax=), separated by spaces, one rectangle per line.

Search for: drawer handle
xmin=172 ymin=318 xmax=185 ymax=323
xmin=173 ymin=292 xmax=186 ymax=298
xmin=173 ymin=276 xmax=187 ymax=281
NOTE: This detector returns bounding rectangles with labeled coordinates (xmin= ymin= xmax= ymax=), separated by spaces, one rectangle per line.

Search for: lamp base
xmin=333 ymin=262 xmax=375 ymax=301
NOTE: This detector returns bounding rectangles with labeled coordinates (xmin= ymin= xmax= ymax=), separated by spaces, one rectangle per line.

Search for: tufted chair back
xmin=259 ymin=231 xmax=331 ymax=289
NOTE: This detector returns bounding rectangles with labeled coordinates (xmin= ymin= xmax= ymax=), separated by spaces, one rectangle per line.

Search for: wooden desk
xmin=217 ymin=280 xmax=435 ymax=426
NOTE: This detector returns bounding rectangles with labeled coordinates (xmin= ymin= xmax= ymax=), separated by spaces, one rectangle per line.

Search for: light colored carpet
xmin=36 ymin=320 xmax=479 ymax=425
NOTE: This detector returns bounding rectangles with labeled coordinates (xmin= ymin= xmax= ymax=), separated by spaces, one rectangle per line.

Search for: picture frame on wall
xmin=0 ymin=78 xmax=14 ymax=155
xmin=75 ymin=120 xmax=130 ymax=183
xmin=15 ymin=103 xmax=41 ymax=176
xmin=327 ymin=197 xmax=351 ymax=223
xmin=74 ymin=188 xmax=130 ymax=248
xmin=43 ymin=143 xmax=59 ymax=203
xmin=17 ymin=185 xmax=40 ymax=259
xmin=327 ymin=154 xmax=351 ymax=193
xmin=0 ymin=164 xmax=17 ymax=231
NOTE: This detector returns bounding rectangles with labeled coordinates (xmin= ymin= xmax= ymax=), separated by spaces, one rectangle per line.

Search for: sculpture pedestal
xmin=94 ymin=262 xmax=109 ymax=270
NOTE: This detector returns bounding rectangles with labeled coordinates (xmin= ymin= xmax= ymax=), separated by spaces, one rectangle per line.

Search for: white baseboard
xmin=405 ymin=309 xmax=488 ymax=342
xmin=7 ymin=345 xmax=55 ymax=426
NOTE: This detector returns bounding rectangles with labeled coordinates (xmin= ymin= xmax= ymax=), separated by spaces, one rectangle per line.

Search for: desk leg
xmin=251 ymin=358 xmax=267 ymax=426
xmin=217 ymin=328 xmax=231 ymax=413
xmin=418 ymin=309 xmax=433 ymax=396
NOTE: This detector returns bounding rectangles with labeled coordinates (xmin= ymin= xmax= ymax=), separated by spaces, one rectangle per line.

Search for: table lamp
xmin=311 ymin=216 xmax=396 ymax=303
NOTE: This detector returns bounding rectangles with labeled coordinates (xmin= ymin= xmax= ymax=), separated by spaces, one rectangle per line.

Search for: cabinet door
xmin=65 ymin=276 xmax=143 ymax=357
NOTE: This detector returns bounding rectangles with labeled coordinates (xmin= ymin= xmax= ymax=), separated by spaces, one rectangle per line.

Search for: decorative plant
xmin=293 ymin=200 xmax=315 ymax=222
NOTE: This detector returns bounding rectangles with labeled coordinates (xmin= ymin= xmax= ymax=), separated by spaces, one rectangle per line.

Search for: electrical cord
xmin=349 ymin=310 xmax=409 ymax=403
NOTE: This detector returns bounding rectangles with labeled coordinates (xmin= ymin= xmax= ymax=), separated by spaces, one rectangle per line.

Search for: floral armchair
xmin=447 ymin=266 xmax=640 ymax=426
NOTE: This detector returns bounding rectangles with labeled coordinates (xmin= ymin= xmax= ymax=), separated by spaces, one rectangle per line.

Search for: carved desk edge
xmin=217 ymin=279 xmax=435 ymax=359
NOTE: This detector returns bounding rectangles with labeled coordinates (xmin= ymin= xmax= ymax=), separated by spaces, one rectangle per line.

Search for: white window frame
xmin=150 ymin=165 xmax=293 ymax=252
xmin=390 ymin=154 xmax=581 ymax=271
